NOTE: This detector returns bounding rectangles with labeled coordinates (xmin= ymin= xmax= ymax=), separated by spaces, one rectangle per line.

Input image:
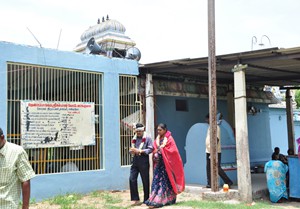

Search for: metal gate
xmin=119 ymin=75 xmax=142 ymax=166
xmin=7 ymin=62 xmax=103 ymax=174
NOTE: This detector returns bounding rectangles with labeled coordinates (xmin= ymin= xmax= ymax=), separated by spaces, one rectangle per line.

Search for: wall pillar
xmin=232 ymin=64 xmax=252 ymax=203
xmin=145 ymin=73 xmax=155 ymax=184
xmin=286 ymin=89 xmax=295 ymax=152
xmin=227 ymin=84 xmax=235 ymax=128
xmin=145 ymin=74 xmax=155 ymax=138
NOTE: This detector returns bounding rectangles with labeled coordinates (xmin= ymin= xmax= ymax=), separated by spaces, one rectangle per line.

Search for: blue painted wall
xmin=247 ymin=103 xmax=273 ymax=164
xmin=269 ymin=108 xmax=289 ymax=154
xmin=269 ymin=107 xmax=300 ymax=155
xmin=155 ymin=95 xmax=276 ymax=184
xmin=288 ymin=156 xmax=300 ymax=198
xmin=155 ymin=95 xmax=228 ymax=164
xmin=0 ymin=41 xmax=139 ymax=200
xmin=184 ymin=123 xmax=237 ymax=185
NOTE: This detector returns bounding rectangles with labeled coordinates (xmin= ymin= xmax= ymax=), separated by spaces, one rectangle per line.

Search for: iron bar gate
xmin=6 ymin=62 xmax=103 ymax=174
xmin=119 ymin=75 xmax=141 ymax=166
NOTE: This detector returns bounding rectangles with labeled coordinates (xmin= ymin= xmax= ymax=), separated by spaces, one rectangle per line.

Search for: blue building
xmin=139 ymin=48 xmax=300 ymax=200
xmin=137 ymin=77 xmax=278 ymax=185
xmin=0 ymin=40 xmax=139 ymax=201
xmin=2 ymin=24 xmax=300 ymax=201
xmin=269 ymin=107 xmax=300 ymax=154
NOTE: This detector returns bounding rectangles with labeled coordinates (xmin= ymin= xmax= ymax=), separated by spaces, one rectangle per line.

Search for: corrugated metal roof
xmin=140 ymin=47 xmax=300 ymax=87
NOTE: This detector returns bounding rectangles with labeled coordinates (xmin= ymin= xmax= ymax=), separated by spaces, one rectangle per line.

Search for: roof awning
xmin=140 ymin=47 xmax=300 ymax=87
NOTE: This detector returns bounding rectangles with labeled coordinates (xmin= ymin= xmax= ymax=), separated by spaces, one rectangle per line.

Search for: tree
xmin=295 ymin=90 xmax=300 ymax=108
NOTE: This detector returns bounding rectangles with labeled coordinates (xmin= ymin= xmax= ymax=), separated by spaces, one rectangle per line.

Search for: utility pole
xmin=207 ymin=0 xmax=218 ymax=192
xmin=286 ymin=89 xmax=295 ymax=152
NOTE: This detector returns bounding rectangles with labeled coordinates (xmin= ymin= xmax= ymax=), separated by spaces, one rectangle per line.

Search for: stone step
xmin=185 ymin=184 xmax=268 ymax=201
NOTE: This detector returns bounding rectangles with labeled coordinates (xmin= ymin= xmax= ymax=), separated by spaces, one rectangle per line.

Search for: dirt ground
xmin=29 ymin=189 xmax=300 ymax=209
xmin=29 ymin=190 xmax=199 ymax=209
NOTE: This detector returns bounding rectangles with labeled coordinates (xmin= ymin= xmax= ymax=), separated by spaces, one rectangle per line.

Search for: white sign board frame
xmin=20 ymin=100 xmax=96 ymax=148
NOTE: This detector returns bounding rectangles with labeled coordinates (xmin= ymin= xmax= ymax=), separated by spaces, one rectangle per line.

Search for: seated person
xmin=272 ymin=147 xmax=288 ymax=164
xmin=287 ymin=148 xmax=295 ymax=156
xmin=286 ymin=148 xmax=295 ymax=188
xmin=264 ymin=155 xmax=289 ymax=203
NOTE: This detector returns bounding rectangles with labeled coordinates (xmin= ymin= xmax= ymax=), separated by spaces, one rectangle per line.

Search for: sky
xmin=1 ymin=0 xmax=300 ymax=64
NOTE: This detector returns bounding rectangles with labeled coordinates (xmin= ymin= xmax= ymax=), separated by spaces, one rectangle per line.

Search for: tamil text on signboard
xmin=20 ymin=100 xmax=96 ymax=148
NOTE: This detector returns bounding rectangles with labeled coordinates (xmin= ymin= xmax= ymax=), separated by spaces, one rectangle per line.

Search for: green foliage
xmin=99 ymin=192 xmax=122 ymax=204
xmin=295 ymin=90 xmax=300 ymax=108
xmin=31 ymin=191 xmax=293 ymax=209
xmin=29 ymin=198 xmax=36 ymax=204
xmin=36 ymin=191 xmax=128 ymax=209
xmin=103 ymin=206 xmax=129 ymax=209
xmin=49 ymin=193 xmax=82 ymax=207
xmin=176 ymin=200 xmax=282 ymax=209
xmin=72 ymin=204 xmax=98 ymax=209
xmin=90 ymin=190 xmax=102 ymax=198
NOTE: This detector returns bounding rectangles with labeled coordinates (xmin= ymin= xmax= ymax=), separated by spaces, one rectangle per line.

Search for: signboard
xmin=21 ymin=100 xmax=95 ymax=148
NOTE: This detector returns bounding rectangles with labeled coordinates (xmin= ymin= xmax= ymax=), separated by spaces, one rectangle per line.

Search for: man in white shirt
xmin=205 ymin=114 xmax=233 ymax=188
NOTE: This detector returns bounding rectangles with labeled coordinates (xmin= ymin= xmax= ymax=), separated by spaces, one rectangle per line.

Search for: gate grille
xmin=119 ymin=75 xmax=141 ymax=166
xmin=7 ymin=62 xmax=103 ymax=174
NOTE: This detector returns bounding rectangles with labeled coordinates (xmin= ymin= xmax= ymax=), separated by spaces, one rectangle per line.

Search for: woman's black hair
xmin=287 ymin=148 xmax=294 ymax=155
xmin=157 ymin=123 xmax=167 ymax=130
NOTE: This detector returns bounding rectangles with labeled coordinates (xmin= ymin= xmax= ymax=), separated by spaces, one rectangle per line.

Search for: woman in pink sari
xmin=145 ymin=123 xmax=185 ymax=208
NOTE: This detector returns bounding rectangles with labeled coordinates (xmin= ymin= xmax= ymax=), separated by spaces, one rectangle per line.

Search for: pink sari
xmin=154 ymin=131 xmax=185 ymax=194
xmin=146 ymin=131 xmax=185 ymax=207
